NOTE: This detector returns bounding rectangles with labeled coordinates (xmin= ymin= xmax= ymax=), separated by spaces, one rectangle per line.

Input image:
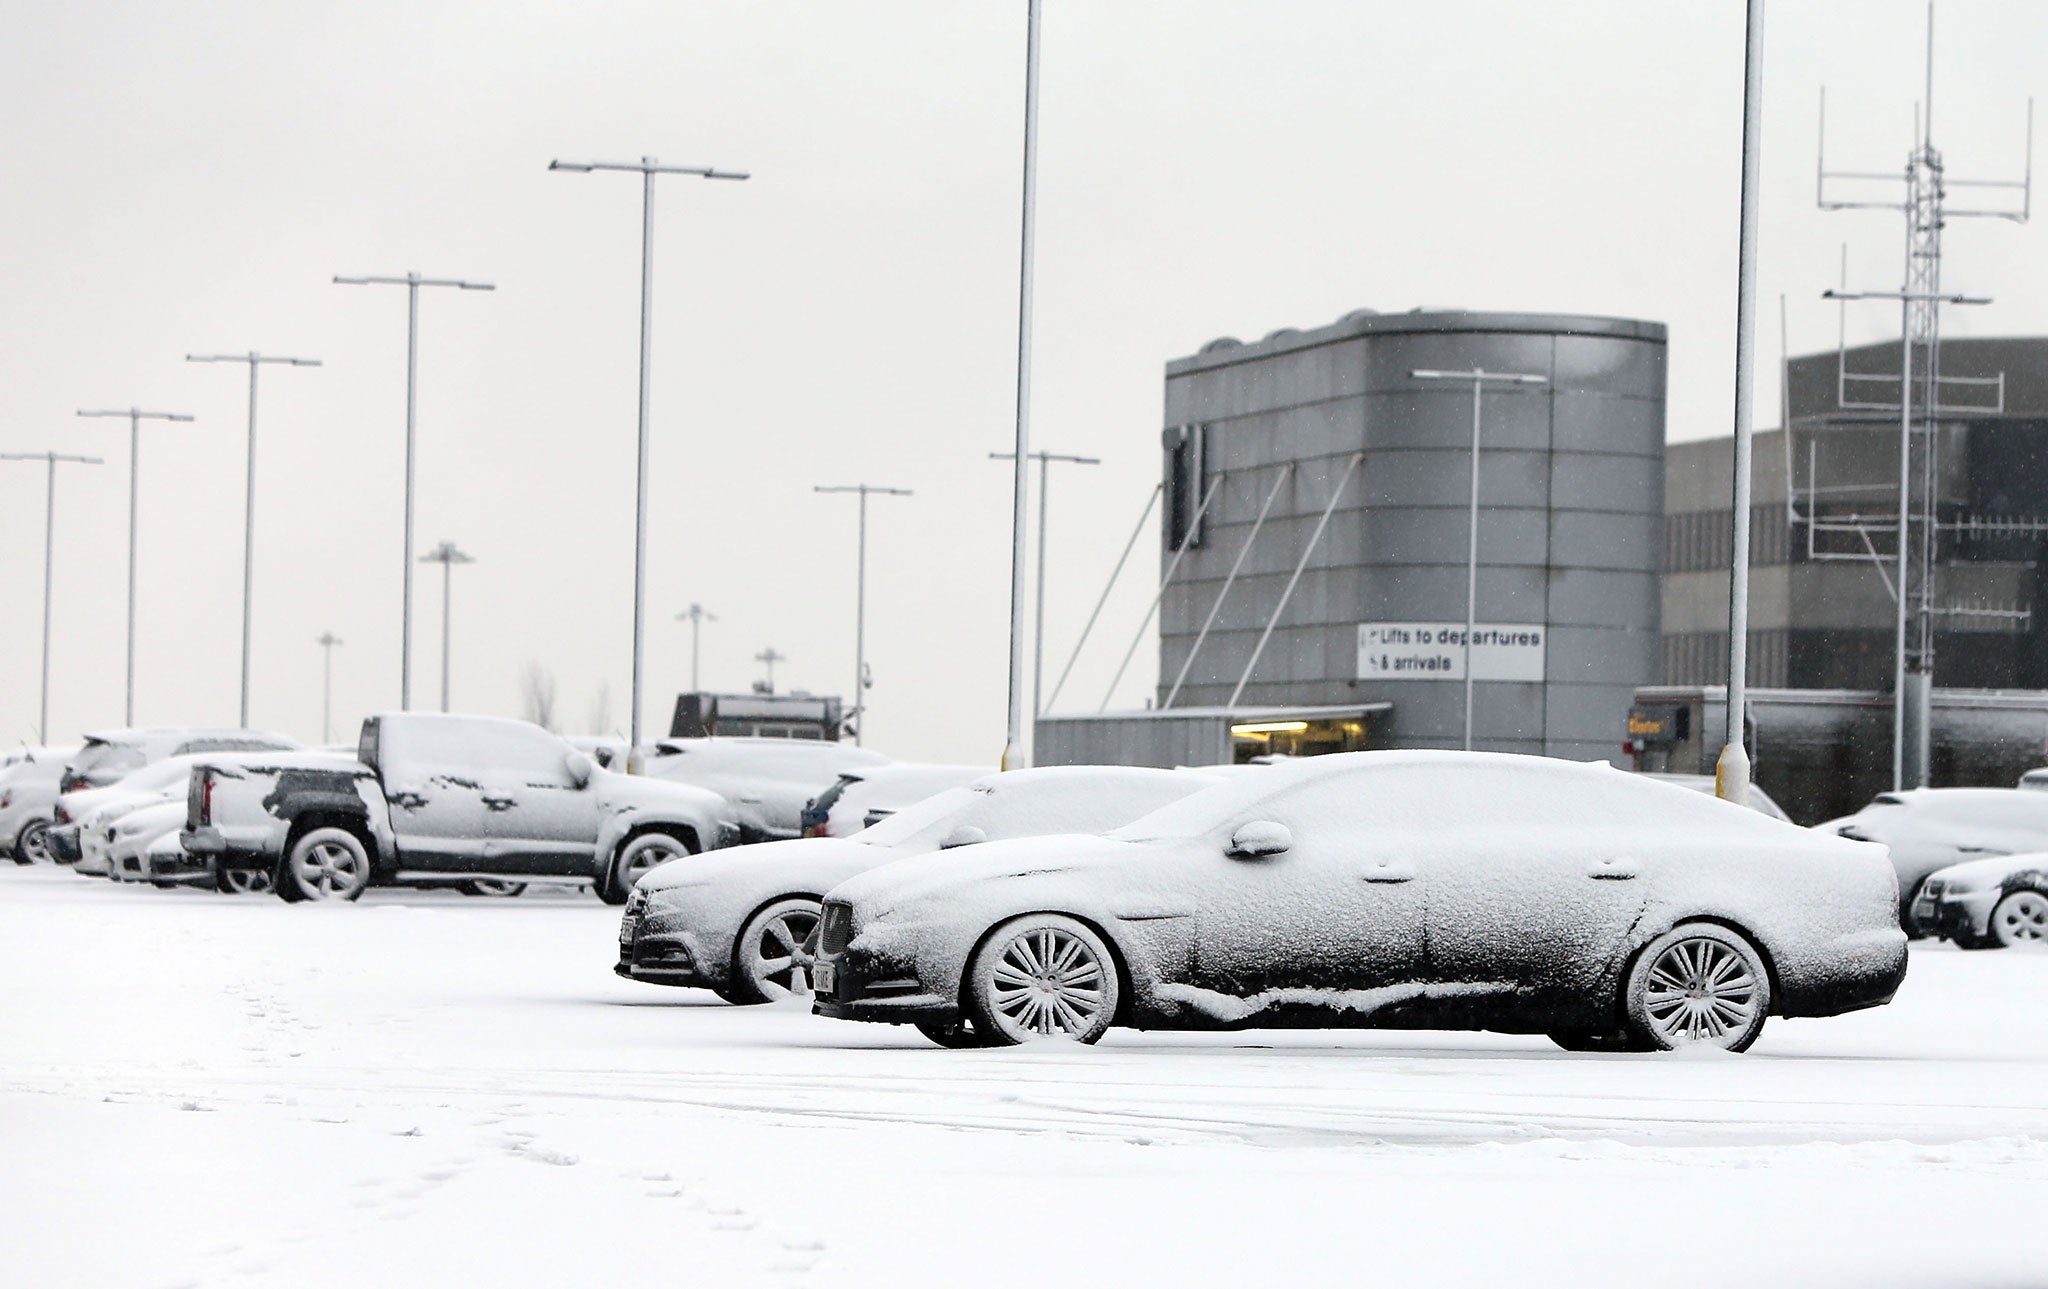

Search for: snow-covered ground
xmin=3 ymin=868 xmax=2044 ymax=1289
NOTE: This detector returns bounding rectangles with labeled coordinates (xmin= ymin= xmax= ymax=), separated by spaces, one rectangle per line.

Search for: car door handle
xmin=1588 ymin=859 xmax=1637 ymax=880
xmin=1361 ymin=862 xmax=1415 ymax=883
xmin=483 ymin=796 xmax=516 ymax=813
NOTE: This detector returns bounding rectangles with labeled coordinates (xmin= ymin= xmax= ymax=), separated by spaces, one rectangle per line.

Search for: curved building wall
xmin=1156 ymin=309 xmax=1667 ymax=763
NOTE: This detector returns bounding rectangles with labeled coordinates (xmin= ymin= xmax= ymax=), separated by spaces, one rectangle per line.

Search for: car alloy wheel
xmin=967 ymin=914 xmax=1120 ymax=1046
xmin=730 ymin=897 xmax=821 ymax=1004
xmin=1625 ymin=924 xmax=1770 ymax=1052
xmin=458 ymin=879 xmax=527 ymax=898
xmin=280 ymin=827 xmax=371 ymax=902
xmin=602 ymin=832 xmax=690 ymax=905
xmin=216 ymin=867 xmax=273 ymax=895
xmin=16 ymin=819 xmax=51 ymax=865
xmin=1990 ymin=890 xmax=2048 ymax=948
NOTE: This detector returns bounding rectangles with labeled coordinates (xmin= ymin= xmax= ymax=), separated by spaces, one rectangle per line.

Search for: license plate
xmin=618 ymin=917 xmax=637 ymax=948
xmin=813 ymin=962 xmax=836 ymax=995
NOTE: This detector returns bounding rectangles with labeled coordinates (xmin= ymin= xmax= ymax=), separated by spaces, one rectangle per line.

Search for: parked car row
xmin=620 ymin=751 xmax=1913 ymax=1055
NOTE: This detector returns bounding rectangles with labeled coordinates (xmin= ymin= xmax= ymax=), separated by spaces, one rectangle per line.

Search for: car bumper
xmin=47 ymin=824 xmax=81 ymax=864
xmin=808 ymin=951 xmax=954 ymax=1024
xmin=1779 ymin=929 xmax=1910 ymax=1018
xmin=615 ymin=929 xmax=709 ymax=987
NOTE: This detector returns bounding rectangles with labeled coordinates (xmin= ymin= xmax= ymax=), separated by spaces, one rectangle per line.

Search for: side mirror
xmin=939 ymin=824 xmax=988 ymax=850
xmin=564 ymin=750 xmax=596 ymax=788
xmin=1227 ymin=820 xmax=1291 ymax=860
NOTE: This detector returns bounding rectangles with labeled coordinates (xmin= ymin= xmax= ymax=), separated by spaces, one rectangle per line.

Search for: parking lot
xmin=4 ymin=867 xmax=2045 ymax=1289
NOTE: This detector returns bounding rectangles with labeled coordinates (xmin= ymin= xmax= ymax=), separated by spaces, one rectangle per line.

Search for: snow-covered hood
xmin=827 ymin=831 xmax=1140 ymax=914
xmin=594 ymin=768 xmax=732 ymax=820
xmin=638 ymin=835 xmax=870 ymax=894
xmin=1926 ymin=851 xmax=2048 ymax=892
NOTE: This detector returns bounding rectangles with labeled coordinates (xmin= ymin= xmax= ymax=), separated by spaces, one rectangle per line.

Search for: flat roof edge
xmin=1168 ymin=310 xmax=1668 ymax=378
xmin=1038 ymin=703 xmax=1392 ymax=724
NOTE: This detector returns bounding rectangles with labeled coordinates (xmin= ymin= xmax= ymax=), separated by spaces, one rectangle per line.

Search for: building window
xmin=1164 ymin=423 xmax=1208 ymax=550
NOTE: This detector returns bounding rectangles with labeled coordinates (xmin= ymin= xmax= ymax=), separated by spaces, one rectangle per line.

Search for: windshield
xmin=71 ymin=741 xmax=145 ymax=782
xmin=853 ymin=785 xmax=981 ymax=848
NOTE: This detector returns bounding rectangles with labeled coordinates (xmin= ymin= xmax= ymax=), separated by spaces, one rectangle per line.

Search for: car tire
xmin=964 ymin=914 xmax=1121 ymax=1047
xmin=916 ymin=1017 xmax=1002 ymax=1049
xmin=728 ymin=897 xmax=822 ymax=1005
xmin=14 ymin=819 xmax=52 ymax=865
xmin=1622 ymin=923 xmax=1771 ymax=1053
xmin=1899 ymin=879 xmax=1930 ymax=941
xmin=1989 ymin=889 xmax=2048 ymax=949
xmin=216 ymin=866 xmax=273 ymax=896
xmin=1548 ymin=1028 xmax=1654 ymax=1053
xmin=277 ymin=827 xmax=372 ymax=903
xmin=457 ymin=879 xmax=527 ymax=898
xmin=599 ymin=831 xmax=692 ymax=906
xmin=1950 ymin=921 xmax=2000 ymax=951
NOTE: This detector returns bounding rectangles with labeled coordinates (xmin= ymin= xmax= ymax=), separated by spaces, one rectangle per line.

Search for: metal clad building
xmin=1039 ymin=308 xmax=1668 ymax=768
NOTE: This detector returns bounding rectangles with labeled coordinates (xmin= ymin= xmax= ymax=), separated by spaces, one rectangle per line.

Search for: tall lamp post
xmin=754 ymin=647 xmax=786 ymax=695
xmin=1 ymin=451 xmax=104 ymax=742
xmin=315 ymin=631 xmax=344 ymax=744
xmin=332 ymin=271 xmax=494 ymax=711
xmin=814 ymin=484 xmax=914 ymax=745
xmin=549 ymin=154 xmax=748 ymax=767
xmin=1410 ymin=367 xmax=1549 ymax=751
xmin=76 ymin=407 xmax=193 ymax=725
xmin=1720 ymin=0 xmax=1767 ymax=805
xmin=678 ymin=602 xmax=716 ymax=692
xmin=990 ymin=449 xmax=1099 ymax=718
xmin=186 ymin=351 xmax=322 ymax=726
xmin=1003 ymin=0 xmax=1045 ymax=770
xmin=418 ymin=540 xmax=475 ymax=713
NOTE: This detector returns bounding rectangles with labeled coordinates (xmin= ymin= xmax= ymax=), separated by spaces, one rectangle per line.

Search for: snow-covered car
xmin=1910 ymin=854 xmax=2048 ymax=949
xmin=48 ymin=730 xmax=300 ymax=863
xmin=643 ymin=738 xmax=890 ymax=842
xmin=799 ymin=763 xmax=987 ymax=837
xmin=106 ymin=800 xmax=190 ymax=883
xmin=811 ymin=751 xmax=1907 ymax=1052
xmin=0 ymin=749 xmax=75 ymax=864
xmin=1817 ymin=788 xmax=2048 ymax=930
xmin=182 ymin=714 xmax=740 ymax=904
xmin=618 ymin=765 xmax=1221 ymax=1003
xmin=1636 ymin=772 xmax=1792 ymax=823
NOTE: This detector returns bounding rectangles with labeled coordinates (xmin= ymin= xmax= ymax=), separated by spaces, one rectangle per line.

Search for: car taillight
xmin=54 ymin=799 xmax=70 ymax=824
xmin=193 ymin=771 xmax=214 ymax=827
xmin=0 ymin=792 xmax=10 ymax=810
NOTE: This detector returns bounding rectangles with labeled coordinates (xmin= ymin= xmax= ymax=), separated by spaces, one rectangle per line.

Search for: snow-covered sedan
xmin=1911 ymin=854 xmax=2048 ymax=949
xmin=1817 ymin=788 xmax=2048 ymax=931
xmin=811 ymin=751 xmax=1908 ymax=1053
xmin=618 ymin=765 xmax=1220 ymax=1005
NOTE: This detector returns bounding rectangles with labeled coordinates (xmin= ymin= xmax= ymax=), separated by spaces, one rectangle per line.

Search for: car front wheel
xmin=1990 ymin=889 xmax=2048 ymax=948
xmin=1623 ymin=924 xmax=1771 ymax=1053
xmin=277 ymin=827 xmax=372 ymax=903
xmin=728 ymin=897 xmax=821 ymax=1005
xmin=965 ymin=914 xmax=1120 ymax=1046
xmin=216 ymin=866 xmax=273 ymax=895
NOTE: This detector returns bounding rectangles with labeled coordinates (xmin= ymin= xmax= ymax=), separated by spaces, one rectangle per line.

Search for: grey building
xmin=1038 ymin=307 xmax=1668 ymax=767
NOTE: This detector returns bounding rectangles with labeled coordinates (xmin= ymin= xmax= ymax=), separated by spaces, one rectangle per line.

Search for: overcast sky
xmin=4 ymin=0 xmax=2045 ymax=764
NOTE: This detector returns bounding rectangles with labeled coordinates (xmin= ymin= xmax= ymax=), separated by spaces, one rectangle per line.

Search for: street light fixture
xmin=814 ymin=484 xmax=914 ymax=746
xmin=333 ymin=271 xmax=494 ymax=711
xmin=315 ymin=631 xmax=344 ymax=744
xmin=76 ymin=407 xmax=193 ymax=725
xmin=0 ymin=451 xmax=105 ymax=742
xmin=1410 ymin=367 xmax=1549 ymax=751
xmin=549 ymin=154 xmax=749 ymax=767
xmin=678 ymin=602 xmax=717 ymax=693
xmin=186 ymin=351 xmax=322 ymax=727
xmin=754 ymin=647 xmax=786 ymax=695
xmin=989 ymin=449 xmax=1099 ymax=718
xmin=417 ymin=540 xmax=475 ymax=713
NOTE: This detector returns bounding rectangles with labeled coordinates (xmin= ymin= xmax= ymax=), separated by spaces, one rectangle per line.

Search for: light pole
xmin=315 ymin=632 xmax=343 ymax=744
xmin=1721 ymin=0 xmax=1766 ymax=804
xmin=1 ymin=451 xmax=104 ymax=743
xmin=754 ymin=647 xmax=786 ymax=695
xmin=1003 ymin=0 xmax=1045 ymax=771
xmin=418 ymin=541 xmax=475 ymax=713
xmin=76 ymin=407 xmax=193 ymax=725
xmin=678 ymin=602 xmax=716 ymax=692
xmin=815 ymin=484 xmax=914 ymax=745
xmin=186 ymin=351 xmax=322 ymax=727
xmin=990 ymin=449 xmax=1099 ymax=718
xmin=1410 ymin=367 xmax=1549 ymax=751
xmin=333 ymin=271 xmax=494 ymax=711
xmin=550 ymin=154 xmax=749 ymax=767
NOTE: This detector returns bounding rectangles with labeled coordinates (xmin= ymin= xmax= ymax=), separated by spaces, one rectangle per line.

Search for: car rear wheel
xmin=599 ymin=832 xmax=691 ymax=905
xmin=728 ymin=897 xmax=821 ymax=1005
xmin=965 ymin=914 xmax=1120 ymax=1046
xmin=277 ymin=827 xmax=371 ymax=903
xmin=1548 ymin=1028 xmax=1653 ymax=1053
xmin=458 ymin=879 xmax=527 ymax=898
xmin=915 ymin=1017 xmax=1001 ymax=1049
xmin=1623 ymin=924 xmax=1770 ymax=1053
xmin=1990 ymin=889 xmax=2048 ymax=948
xmin=216 ymin=866 xmax=273 ymax=895
xmin=13 ymin=819 xmax=51 ymax=865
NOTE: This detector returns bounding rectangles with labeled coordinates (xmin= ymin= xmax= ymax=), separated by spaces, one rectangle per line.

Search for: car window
xmin=71 ymin=742 xmax=145 ymax=781
xmin=383 ymin=719 xmax=575 ymax=785
xmin=173 ymin=736 xmax=294 ymax=757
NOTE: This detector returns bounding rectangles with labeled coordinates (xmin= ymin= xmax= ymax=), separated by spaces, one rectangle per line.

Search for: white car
xmin=812 ymin=751 xmax=1907 ymax=1052
xmin=1910 ymin=853 xmax=2048 ymax=949
xmin=1817 ymin=788 xmax=2048 ymax=931
xmin=801 ymin=763 xmax=987 ymax=837
xmin=64 ymin=756 xmax=252 ymax=878
xmin=618 ymin=765 xmax=1221 ymax=1003
xmin=108 ymin=800 xmax=192 ymax=883
xmin=1 ymin=749 xmax=75 ymax=864
xmin=642 ymin=738 xmax=890 ymax=841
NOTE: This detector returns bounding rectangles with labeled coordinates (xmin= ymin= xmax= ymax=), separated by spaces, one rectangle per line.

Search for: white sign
xmin=1357 ymin=622 xmax=1546 ymax=682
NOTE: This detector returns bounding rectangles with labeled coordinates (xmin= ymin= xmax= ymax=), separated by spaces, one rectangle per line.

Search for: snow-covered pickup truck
xmin=180 ymin=713 xmax=740 ymax=903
